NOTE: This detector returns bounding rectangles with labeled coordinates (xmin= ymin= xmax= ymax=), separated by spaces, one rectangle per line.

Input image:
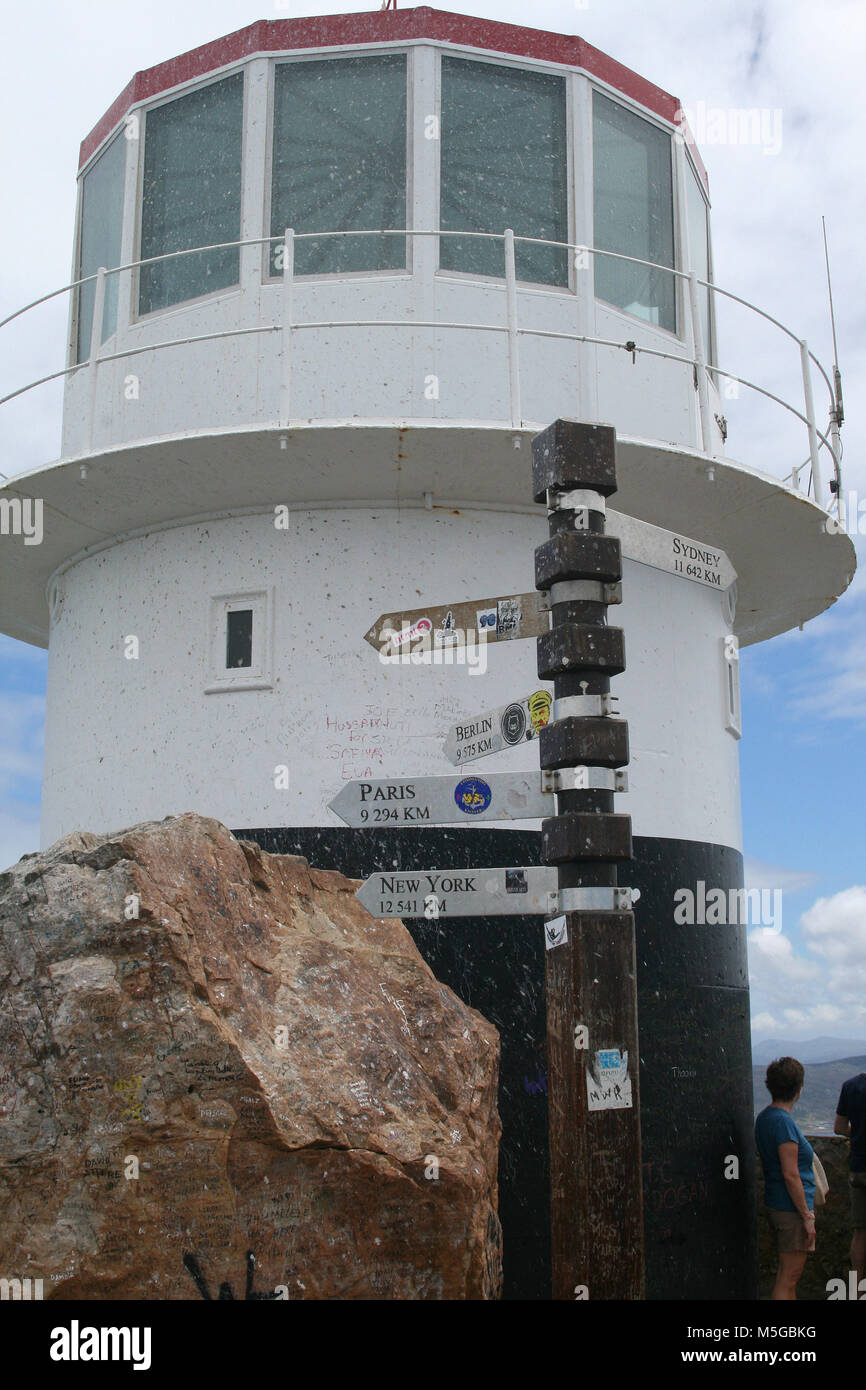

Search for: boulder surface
xmin=0 ymin=813 xmax=502 ymax=1299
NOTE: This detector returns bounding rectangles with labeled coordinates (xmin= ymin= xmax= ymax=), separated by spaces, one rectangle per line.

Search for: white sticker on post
xmin=586 ymin=1048 xmax=633 ymax=1110
xmin=544 ymin=914 xmax=568 ymax=950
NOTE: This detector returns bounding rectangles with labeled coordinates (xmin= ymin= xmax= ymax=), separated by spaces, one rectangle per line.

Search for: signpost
xmin=329 ymin=771 xmax=554 ymax=826
xmin=351 ymin=417 xmax=647 ymax=1301
xmin=442 ymin=689 xmax=553 ymax=765
xmin=531 ymin=417 xmax=645 ymax=1301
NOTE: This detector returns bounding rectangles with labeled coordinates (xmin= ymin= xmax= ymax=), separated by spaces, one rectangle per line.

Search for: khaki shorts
xmin=766 ymin=1207 xmax=812 ymax=1254
xmin=851 ymin=1172 xmax=866 ymax=1229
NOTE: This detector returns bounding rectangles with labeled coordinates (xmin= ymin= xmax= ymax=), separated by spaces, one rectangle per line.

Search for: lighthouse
xmin=0 ymin=8 xmax=854 ymax=1299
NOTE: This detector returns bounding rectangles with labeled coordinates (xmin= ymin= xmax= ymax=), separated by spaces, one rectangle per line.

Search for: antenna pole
xmin=822 ymin=217 xmax=844 ymax=426
xmin=821 ymin=219 xmax=845 ymax=514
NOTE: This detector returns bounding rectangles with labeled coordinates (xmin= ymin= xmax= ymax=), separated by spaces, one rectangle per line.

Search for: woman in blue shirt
xmin=755 ymin=1056 xmax=816 ymax=1300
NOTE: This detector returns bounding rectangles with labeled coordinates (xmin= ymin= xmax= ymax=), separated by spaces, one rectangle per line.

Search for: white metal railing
xmin=0 ymin=228 xmax=843 ymax=510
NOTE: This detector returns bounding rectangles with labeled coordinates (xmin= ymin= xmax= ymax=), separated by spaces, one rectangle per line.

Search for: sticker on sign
xmin=356 ymin=866 xmax=557 ymax=919
xmin=328 ymin=773 xmax=552 ymax=826
xmin=444 ymin=690 xmax=552 ymax=765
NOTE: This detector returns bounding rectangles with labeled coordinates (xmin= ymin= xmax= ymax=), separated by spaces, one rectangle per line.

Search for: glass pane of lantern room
xmin=440 ymin=58 xmax=568 ymax=286
xmin=270 ymin=55 xmax=407 ymax=276
xmin=593 ymin=92 xmax=675 ymax=332
xmin=76 ymin=133 xmax=126 ymax=362
xmin=139 ymin=73 xmax=243 ymax=315
xmin=686 ymin=162 xmax=714 ymax=365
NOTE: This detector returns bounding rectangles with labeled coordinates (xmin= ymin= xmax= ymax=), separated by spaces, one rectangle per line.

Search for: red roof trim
xmin=78 ymin=6 xmax=708 ymax=190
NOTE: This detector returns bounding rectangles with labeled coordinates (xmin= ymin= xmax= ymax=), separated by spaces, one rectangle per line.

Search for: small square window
xmin=206 ymin=591 xmax=273 ymax=693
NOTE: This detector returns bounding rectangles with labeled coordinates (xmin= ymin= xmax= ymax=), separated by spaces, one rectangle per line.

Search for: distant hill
xmin=751 ymin=1036 xmax=866 ymax=1065
xmin=753 ymin=1055 xmax=866 ymax=1134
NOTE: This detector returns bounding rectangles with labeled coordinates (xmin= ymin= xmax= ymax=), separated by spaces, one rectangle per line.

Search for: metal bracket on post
xmin=538 ymin=580 xmax=622 ymax=608
xmin=541 ymin=766 xmax=628 ymax=794
xmin=552 ymin=692 xmax=620 ymax=720
xmin=547 ymin=885 xmax=635 ymax=913
xmin=546 ymin=487 xmax=607 ymax=515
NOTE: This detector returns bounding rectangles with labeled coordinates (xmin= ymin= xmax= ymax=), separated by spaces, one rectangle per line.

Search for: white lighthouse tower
xmin=0 ymin=7 xmax=853 ymax=1299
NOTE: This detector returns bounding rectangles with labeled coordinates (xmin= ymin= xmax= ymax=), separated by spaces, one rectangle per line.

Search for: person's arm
xmin=835 ymin=1084 xmax=850 ymax=1137
xmin=778 ymin=1141 xmax=816 ymax=1248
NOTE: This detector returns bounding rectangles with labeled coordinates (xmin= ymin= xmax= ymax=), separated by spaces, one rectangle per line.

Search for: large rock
xmin=0 ymin=814 xmax=502 ymax=1299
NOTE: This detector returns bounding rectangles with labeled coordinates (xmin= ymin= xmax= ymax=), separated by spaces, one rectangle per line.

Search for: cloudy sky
xmin=1 ymin=0 xmax=864 ymax=1046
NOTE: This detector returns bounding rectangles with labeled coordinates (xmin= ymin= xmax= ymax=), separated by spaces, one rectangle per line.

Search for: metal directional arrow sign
xmin=356 ymin=868 xmax=636 ymax=919
xmin=329 ymin=771 xmax=553 ymax=826
xmin=443 ymin=689 xmax=553 ymax=765
xmin=364 ymin=591 xmax=546 ymax=654
xmin=607 ymin=512 xmax=737 ymax=591
xmin=356 ymin=865 xmax=557 ymax=919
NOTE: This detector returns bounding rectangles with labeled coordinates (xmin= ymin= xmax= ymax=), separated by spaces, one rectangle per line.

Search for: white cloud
xmin=780 ymin=1003 xmax=846 ymax=1030
xmin=748 ymin=883 xmax=866 ymax=1034
xmin=801 ymin=885 xmax=866 ymax=962
xmin=748 ymin=926 xmax=818 ymax=987
xmin=743 ymin=856 xmax=816 ymax=893
xmin=751 ymin=1011 xmax=779 ymax=1033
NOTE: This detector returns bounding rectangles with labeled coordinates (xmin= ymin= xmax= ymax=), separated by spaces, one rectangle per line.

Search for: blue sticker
xmin=454 ymin=777 xmax=492 ymax=816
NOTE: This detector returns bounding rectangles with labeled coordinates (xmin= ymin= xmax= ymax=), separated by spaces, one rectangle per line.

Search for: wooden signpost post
xmin=342 ymin=419 xmax=721 ymax=1300
xmin=531 ymin=418 xmax=644 ymax=1300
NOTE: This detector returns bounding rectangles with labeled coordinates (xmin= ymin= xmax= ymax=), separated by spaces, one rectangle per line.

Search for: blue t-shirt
xmin=755 ymin=1104 xmax=815 ymax=1211
xmin=837 ymin=1073 xmax=866 ymax=1172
